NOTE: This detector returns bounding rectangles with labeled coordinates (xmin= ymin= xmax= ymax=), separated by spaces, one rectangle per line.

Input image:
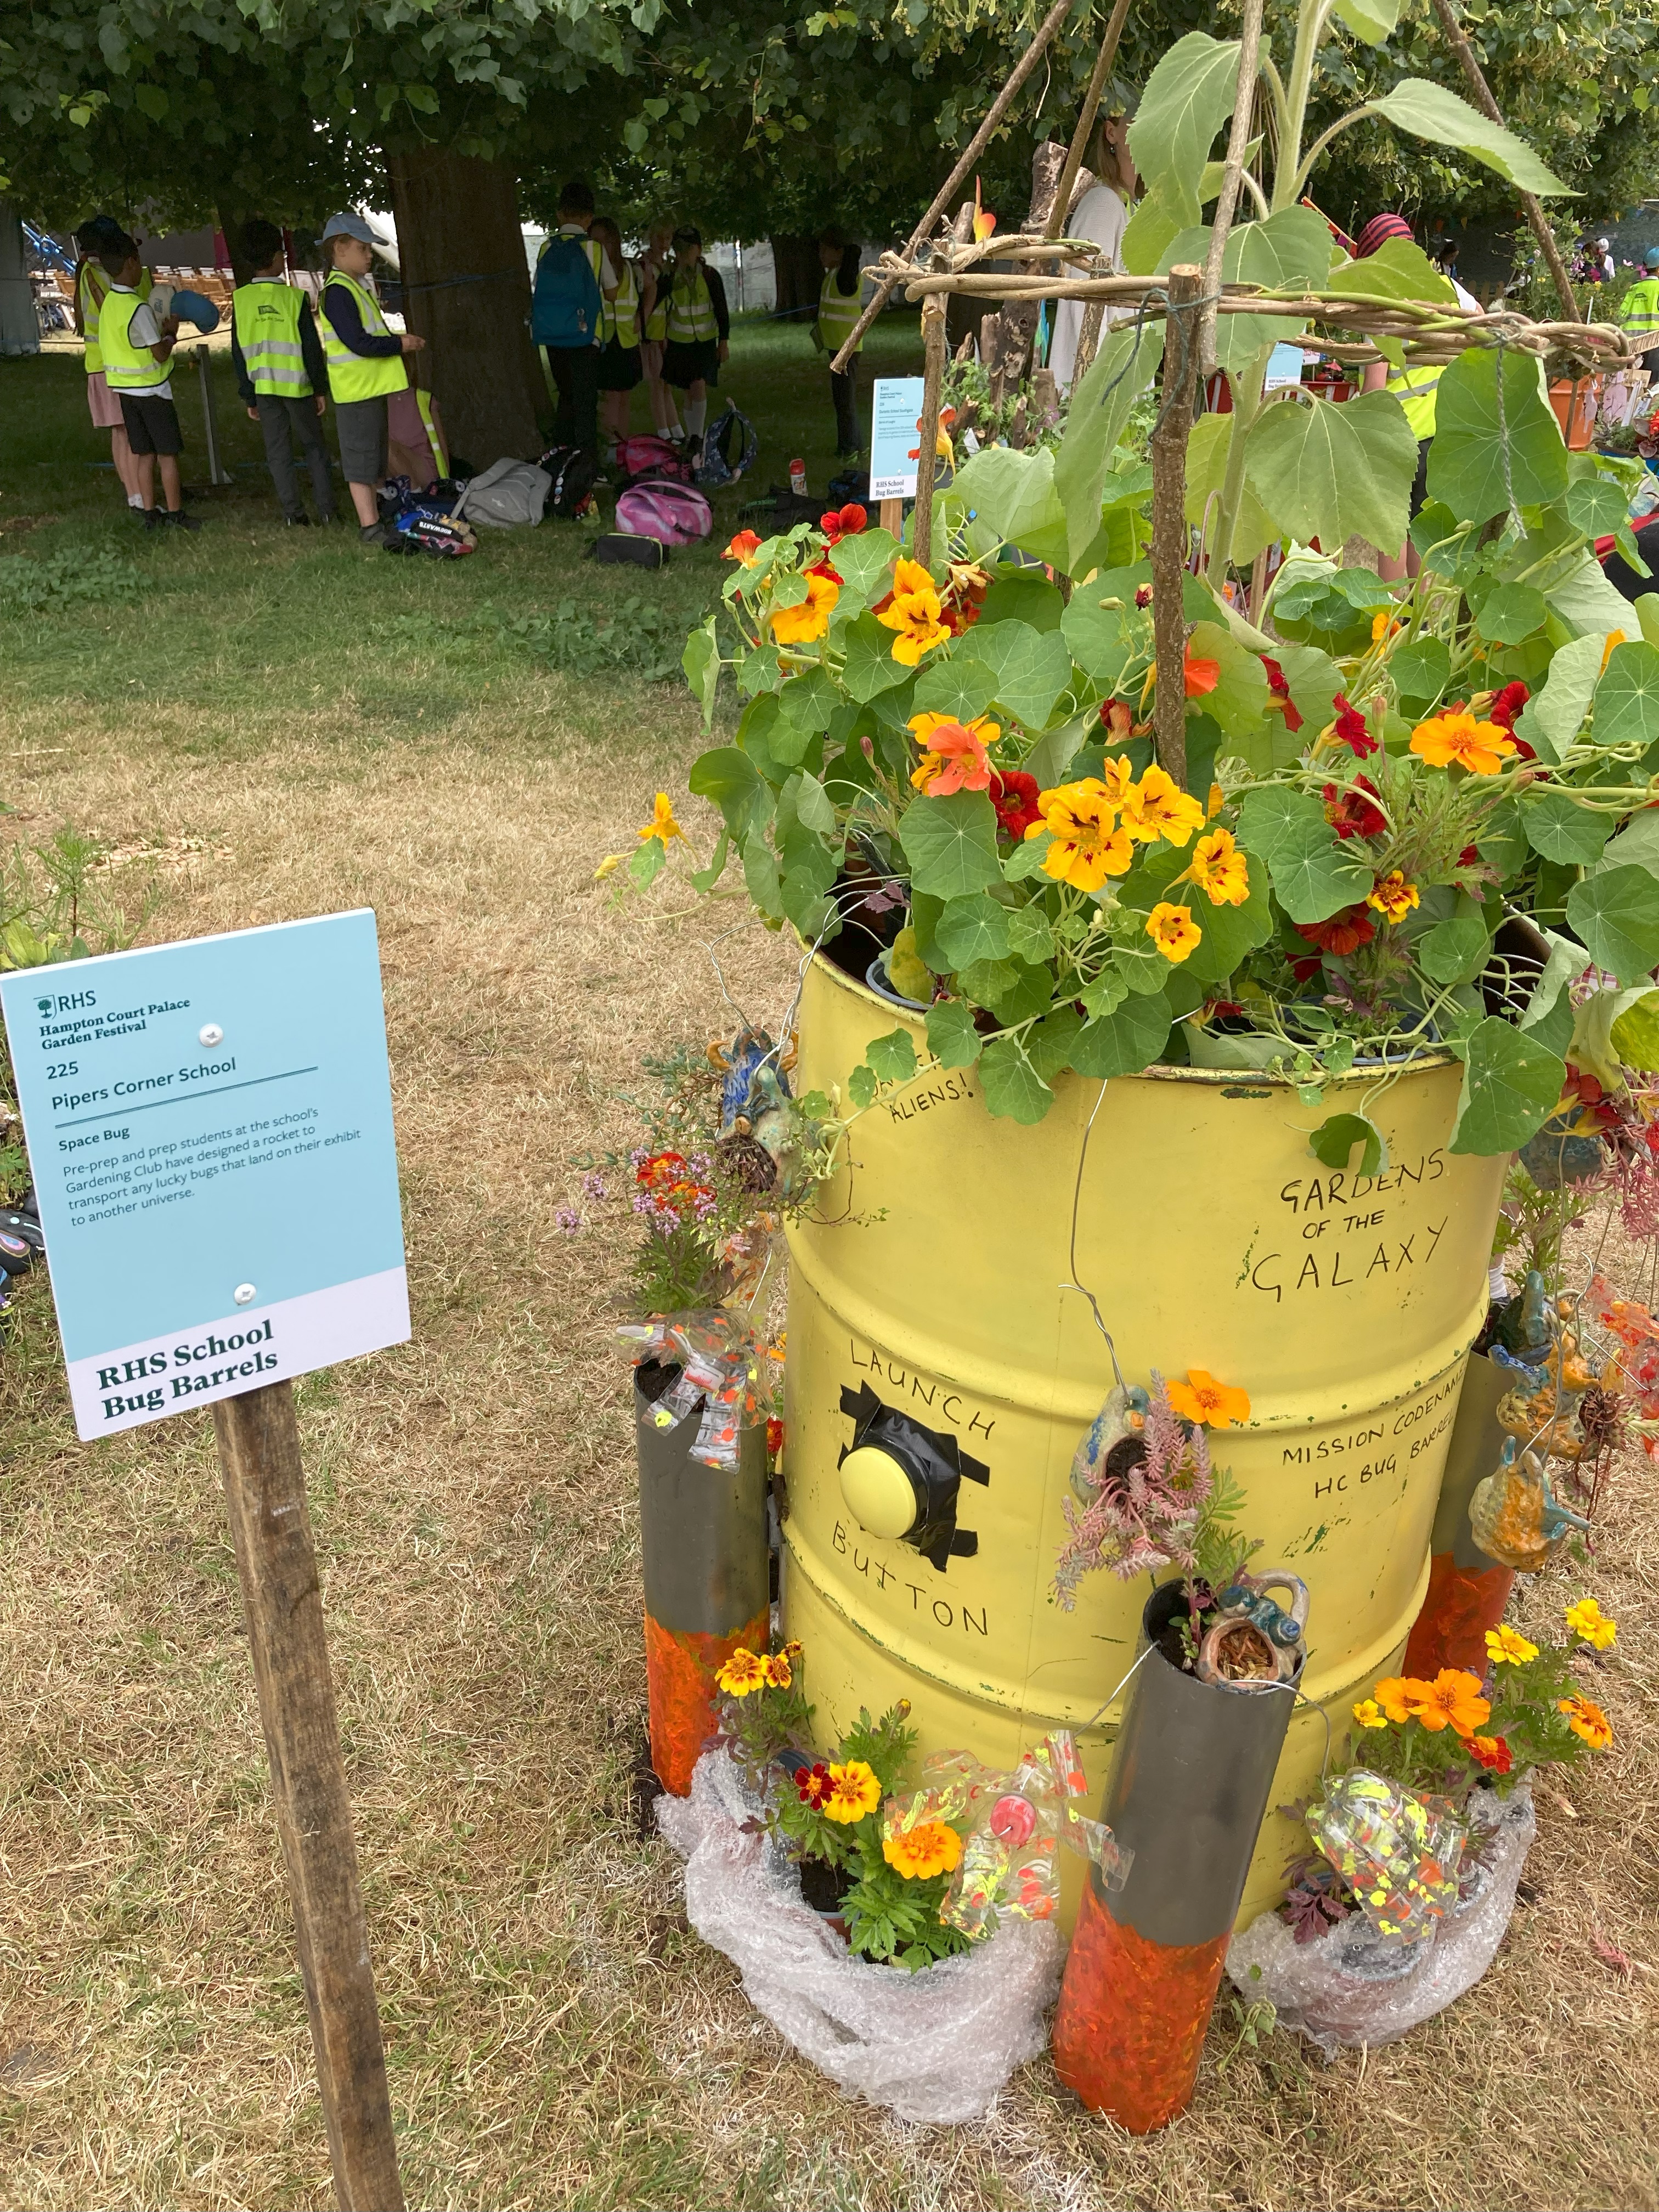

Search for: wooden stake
xmin=879 ymin=498 xmax=903 ymax=535
xmin=1426 ymin=0 xmax=1582 ymax=323
xmin=1044 ymin=0 xmax=1136 ymax=243
xmin=1150 ymin=265 xmax=1203 ymax=792
xmin=1198 ymin=0 xmax=1264 ymax=377
xmin=915 ymin=297 xmax=949 ymax=571
xmin=215 ymin=1382 xmax=405 ymax=2212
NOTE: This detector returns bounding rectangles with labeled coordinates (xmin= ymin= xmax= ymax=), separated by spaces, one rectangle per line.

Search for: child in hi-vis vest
xmin=317 ymin=210 xmax=426 ymax=549
xmin=231 ymin=219 xmax=337 ymax=527
xmin=659 ymin=228 xmax=729 ymax=459
xmin=592 ymin=216 xmax=644 ymax=461
xmin=816 ymin=228 xmax=864 ymax=459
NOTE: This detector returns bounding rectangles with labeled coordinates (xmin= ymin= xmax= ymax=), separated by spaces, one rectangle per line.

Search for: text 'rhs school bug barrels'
xmin=780 ymin=952 xmax=1509 ymax=1928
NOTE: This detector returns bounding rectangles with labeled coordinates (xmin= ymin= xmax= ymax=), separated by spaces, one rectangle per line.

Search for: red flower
xmin=1332 ymin=695 xmax=1379 ymax=758
xmin=1289 ymin=953 xmax=1323 ymax=984
xmin=797 ymin=1761 xmax=833 ymax=1808
xmin=1099 ymin=698 xmax=1134 ymax=741
xmin=1262 ymin=655 xmax=1304 ymax=733
xmin=805 ymin=556 xmax=843 ymax=585
xmin=1323 ymin=775 xmax=1388 ymax=841
xmin=1459 ymin=844 xmax=1481 ymax=866
xmin=1294 ymin=904 xmax=1376 ymax=956
xmin=820 ymin=503 xmax=868 ymax=543
xmin=1489 ymin=680 xmax=1529 ymax=731
xmin=766 ymin=1415 xmax=785 ymax=1458
xmin=990 ymin=769 xmax=1042 ymax=839
xmin=1135 ymin=584 xmax=1153 ymax=608
xmin=1468 ymin=1734 xmax=1513 ymax=1775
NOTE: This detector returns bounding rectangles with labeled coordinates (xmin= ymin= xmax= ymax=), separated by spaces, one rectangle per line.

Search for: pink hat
xmin=1354 ymin=212 xmax=1414 ymax=259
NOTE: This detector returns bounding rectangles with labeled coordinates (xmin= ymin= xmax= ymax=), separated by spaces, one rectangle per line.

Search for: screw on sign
xmin=0 ymin=913 xmax=411 ymax=2209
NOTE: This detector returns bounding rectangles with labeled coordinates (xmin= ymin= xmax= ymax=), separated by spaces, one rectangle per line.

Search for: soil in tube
xmin=1402 ymin=1552 xmax=1517 ymax=1679
xmin=1052 ymin=1880 xmax=1231 ymax=2132
xmin=643 ymin=1606 xmax=772 ymax=1795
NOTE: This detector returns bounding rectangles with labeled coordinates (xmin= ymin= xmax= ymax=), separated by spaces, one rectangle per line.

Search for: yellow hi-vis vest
xmin=98 ymin=289 xmax=163 ymax=391
xmin=411 ymin=386 xmax=445 ymax=476
xmin=320 ymin=270 xmax=408 ymax=403
xmin=602 ymin=261 xmax=640 ymax=349
xmin=644 ymin=258 xmax=668 ymax=342
xmin=80 ymin=261 xmax=151 ymax=375
xmin=819 ymin=266 xmax=862 ymax=357
xmin=1620 ymin=275 xmax=1659 ymax=346
xmin=1385 ymin=357 xmax=1443 ymax=440
xmin=233 ymin=279 xmax=312 ymax=398
xmin=665 ymin=266 xmax=716 ymax=344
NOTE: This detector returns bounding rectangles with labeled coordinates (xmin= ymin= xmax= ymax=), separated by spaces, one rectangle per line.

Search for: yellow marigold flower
xmin=877 ymin=557 xmax=950 ymax=665
xmin=594 ymin=853 xmax=623 ymax=880
xmin=1146 ymin=900 xmax=1202 ymax=963
xmin=1485 ymin=1624 xmax=1538 ymax=1666
xmin=1558 ymin=1694 xmax=1614 ymax=1750
xmin=1367 ymin=869 xmax=1420 ymax=924
xmin=1407 ymin=1668 xmax=1491 ymax=1738
xmin=822 ymin=1757 xmax=882 ymax=1824
xmin=1165 ymin=1367 xmax=1251 ymax=1429
xmin=1122 ymin=764 xmax=1206 ymax=848
xmin=1029 ymin=778 xmax=1134 ymax=893
xmin=715 ymin=1646 xmax=770 ymax=1697
xmin=762 ymin=1643 xmax=802 ymax=1689
xmin=637 ymin=792 xmax=684 ymax=846
xmin=1409 ymin=710 xmax=1516 ymax=776
xmin=769 ymin=568 xmax=840 ymax=646
xmin=882 ymin=1818 xmax=965 ymax=1880
xmin=1352 ymin=1698 xmax=1390 ymax=1729
xmin=1184 ymin=826 xmax=1251 ymax=907
xmin=1564 ymin=1598 xmax=1617 ymax=1650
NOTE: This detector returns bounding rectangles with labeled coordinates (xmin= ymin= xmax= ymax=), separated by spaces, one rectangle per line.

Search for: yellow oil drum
xmin=780 ymin=953 xmax=1509 ymax=1929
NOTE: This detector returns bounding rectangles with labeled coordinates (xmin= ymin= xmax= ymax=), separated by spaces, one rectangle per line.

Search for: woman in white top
xmin=1049 ymin=105 xmax=1138 ymax=395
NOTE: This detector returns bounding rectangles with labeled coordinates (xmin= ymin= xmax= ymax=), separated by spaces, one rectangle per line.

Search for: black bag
xmin=828 ymin=467 xmax=871 ymax=507
xmin=740 ymin=484 xmax=821 ymax=533
xmin=537 ymin=444 xmax=603 ymax=520
xmin=587 ymin=532 xmax=669 ymax=568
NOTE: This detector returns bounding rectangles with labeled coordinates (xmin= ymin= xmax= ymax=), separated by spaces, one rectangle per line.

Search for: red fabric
xmin=1052 ymin=1883 xmax=1230 ymax=2132
xmin=1354 ymin=213 xmax=1413 ymax=259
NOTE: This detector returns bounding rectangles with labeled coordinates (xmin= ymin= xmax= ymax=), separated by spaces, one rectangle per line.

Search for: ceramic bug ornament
xmin=1468 ymin=1437 xmax=1592 ymax=1572
xmin=1195 ymin=1570 xmax=1308 ymax=1684
xmin=1069 ymin=1382 xmax=1151 ymax=1504
xmin=707 ymin=1027 xmax=795 ymax=1138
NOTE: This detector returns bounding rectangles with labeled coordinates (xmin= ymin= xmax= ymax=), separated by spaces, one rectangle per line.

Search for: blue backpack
xmin=532 ymin=233 xmax=601 ymax=347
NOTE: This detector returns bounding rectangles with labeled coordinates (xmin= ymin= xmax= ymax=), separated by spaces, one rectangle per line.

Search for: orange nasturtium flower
xmin=715 ymin=1646 xmax=770 ymax=1697
xmin=908 ymin=709 xmax=1000 ymax=795
xmin=1601 ymin=627 xmax=1627 ymax=672
xmin=1410 ymin=709 xmax=1516 ymax=776
xmin=883 ymin=1818 xmax=965 ymax=1880
xmin=1407 ymin=1669 xmax=1491 ymax=1737
xmin=769 ymin=567 xmax=840 ymax=646
xmin=723 ymin=528 xmax=761 ymax=566
xmin=822 ymin=1758 xmax=883 ymax=1823
xmin=1122 ymin=765 xmax=1206 ymax=848
xmin=1558 ymin=1694 xmax=1614 ymax=1749
xmin=1183 ymin=647 xmax=1222 ymax=697
xmin=638 ymin=792 xmax=685 ymax=845
xmin=1028 ymin=779 xmax=1134 ymax=891
xmin=1166 ymin=1368 xmax=1252 ymax=1427
xmin=1564 ymin=1598 xmax=1617 ymax=1650
xmin=877 ymin=556 xmax=951 ymax=665
xmin=1367 ymin=869 xmax=1421 ymax=924
xmin=1146 ymin=900 xmax=1203 ymax=963
xmin=1184 ymin=825 xmax=1251 ymax=907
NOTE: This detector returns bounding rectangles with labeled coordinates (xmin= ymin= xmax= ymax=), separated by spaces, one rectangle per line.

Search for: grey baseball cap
xmin=319 ymin=211 xmax=390 ymax=245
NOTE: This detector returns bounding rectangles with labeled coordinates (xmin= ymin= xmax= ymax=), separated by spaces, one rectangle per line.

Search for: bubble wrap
xmin=656 ymin=1751 xmax=1062 ymax=2123
xmin=1224 ymin=1784 xmax=1536 ymax=2059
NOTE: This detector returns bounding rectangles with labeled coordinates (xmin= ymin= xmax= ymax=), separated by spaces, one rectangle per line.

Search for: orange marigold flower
xmin=723 ymin=528 xmax=761 ymax=566
xmin=907 ymin=709 xmax=1001 ymax=795
xmin=1146 ymin=900 xmax=1203 ymax=963
xmin=1165 ymin=1367 xmax=1251 ymax=1427
xmin=1367 ymin=869 xmax=1420 ymax=924
xmin=1469 ymin=1734 xmax=1513 ymax=1774
xmin=823 ymin=1758 xmax=882 ymax=1823
xmin=1407 ymin=1668 xmax=1491 ymax=1737
xmin=1410 ymin=709 xmax=1516 ymax=776
xmin=1373 ymin=1675 xmax=1424 ymax=1724
xmin=883 ymin=1819 xmax=965 ymax=1880
xmin=1558 ymin=1694 xmax=1614 ymax=1749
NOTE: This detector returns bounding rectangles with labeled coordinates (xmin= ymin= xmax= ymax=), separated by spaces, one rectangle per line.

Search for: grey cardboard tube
xmin=1430 ymin=1350 xmax=1513 ymax=1571
xmin=635 ymin=1360 xmax=769 ymax=1638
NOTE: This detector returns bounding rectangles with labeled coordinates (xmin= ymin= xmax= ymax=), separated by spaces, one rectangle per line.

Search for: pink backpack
xmin=615 ymin=435 xmax=693 ymax=483
xmin=616 ymin=479 xmax=713 ymax=546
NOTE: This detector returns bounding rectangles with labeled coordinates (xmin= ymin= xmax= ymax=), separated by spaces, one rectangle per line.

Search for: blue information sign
xmin=1 ymin=911 xmax=408 ymax=1440
xmin=869 ymin=375 xmax=927 ymax=501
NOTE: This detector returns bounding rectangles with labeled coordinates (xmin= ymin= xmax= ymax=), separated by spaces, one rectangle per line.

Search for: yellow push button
xmin=838 ymin=1445 xmax=921 ymax=1541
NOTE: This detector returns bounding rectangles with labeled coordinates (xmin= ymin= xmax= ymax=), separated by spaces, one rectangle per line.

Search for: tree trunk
xmin=769 ymin=235 xmax=822 ymax=320
xmin=386 ymin=146 xmax=543 ymax=469
xmin=979 ymin=142 xmax=1093 ymax=398
xmin=216 ymin=208 xmax=264 ymax=292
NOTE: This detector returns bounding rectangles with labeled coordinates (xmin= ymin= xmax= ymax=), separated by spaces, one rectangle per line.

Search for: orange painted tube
xmin=1052 ymin=1883 xmax=1229 ymax=2132
xmin=644 ymin=1606 xmax=774 ymax=1796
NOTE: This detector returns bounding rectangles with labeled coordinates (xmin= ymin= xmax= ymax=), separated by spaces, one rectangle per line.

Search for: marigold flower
xmin=1486 ymin=1623 xmax=1538 ymax=1666
xmin=1330 ymin=695 xmax=1378 ymax=757
xmin=797 ymin=1761 xmax=833 ymax=1809
xmin=990 ymin=769 xmax=1042 ymax=839
xmin=1407 ymin=1668 xmax=1491 ymax=1737
xmin=823 ymin=1757 xmax=882 ymax=1823
xmin=883 ymin=1819 xmax=965 ymax=1880
xmin=819 ymin=503 xmax=867 ymax=542
xmin=1166 ymin=1367 xmax=1251 ymax=1427
xmin=770 ymin=567 xmax=840 ymax=646
xmin=723 ymin=528 xmax=761 ymax=566
xmin=1122 ymin=765 xmax=1206 ymax=848
xmin=1469 ymin=1734 xmax=1513 ymax=1774
xmin=761 ymin=1643 xmax=800 ymax=1689
xmin=1183 ymin=826 xmax=1251 ymax=907
xmin=1262 ymin=655 xmax=1304 ymax=732
xmin=1367 ymin=870 xmax=1420 ymax=924
xmin=766 ymin=1414 xmax=785 ymax=1458
xmin=1323 ymin=776 xmax=1389 ymax=841
xmin=638 ymin=792 xmax=684 ymax=845
xmin=1183 ymin=648 xmax=1221 ymax=698
xmin=715 ymin=1646 xmax=770 ymax=1697
xmin=1565 ymin=1598 xmax=1617 ymax=1650
xmin=907 ymin=709 xmax=1000 ymax=795
xmin=1352 ymin=1698 xmax=1390 ymax=1729
xmin=876 ymin=557 xmax=950 ymax=664
xmin=1410 ymin=709 xmax=1516 ymax=776
xmin=1373 ymin=1677 xmax=1421 ymax=1724
xmin=1146 ymin=900 xmax=1203 ymax=963
xmin=1029 ymin=779 xmax=1134 ymax=891
xmin=1558 ymin=1695 xmax=1614 ymax=1749
xmin=1294 ymin=904 xmax=1375 ymax=956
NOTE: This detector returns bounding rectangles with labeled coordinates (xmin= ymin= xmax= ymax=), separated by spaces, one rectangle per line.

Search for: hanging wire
xmin=1060 ymin=1078 xmax=1127 ymax=1390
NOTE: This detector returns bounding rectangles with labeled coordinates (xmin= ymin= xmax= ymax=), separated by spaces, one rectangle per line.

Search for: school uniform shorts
xmin=118 ymin=392 xmax=183 ymax=456
xmin=335 ymin=394 xmax=390 ymax=484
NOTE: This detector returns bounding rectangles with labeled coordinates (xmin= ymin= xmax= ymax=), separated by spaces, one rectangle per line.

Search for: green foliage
xmin=0 ymin=545 xmax=149 ymax=612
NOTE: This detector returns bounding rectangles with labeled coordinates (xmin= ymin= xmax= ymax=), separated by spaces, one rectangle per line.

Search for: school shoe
xmin=284 ymin=513 xmax=312 ymax=527
xmin=359 ymin=521 xmax=397 ymax=548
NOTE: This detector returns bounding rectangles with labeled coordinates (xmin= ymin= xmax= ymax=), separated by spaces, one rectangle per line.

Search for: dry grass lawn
xmin=1 ymin=349 xmax=1656 ymax=2211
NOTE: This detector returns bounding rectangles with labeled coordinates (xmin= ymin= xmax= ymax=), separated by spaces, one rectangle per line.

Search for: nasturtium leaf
xmin=690 ymin=828 xmax=730 ymax=894
xmin=828 ymin=528 xmax=898 ymax=601
xmin=848 ymin=1062 xmax=877 ymax=1109
xmin=1080 ymin=965 xmax=1130 ymax=1018
xmin=1417 ymin=906 xmax=1493 ymax=986
xmin=1127 ymin=32 xmax=1242 ymax=227
xmin=1566 ymin=477 xmax=1632 ymax=541
xmin=1592 ymin=639 xmax=1659 ymax=752
xmin=911 ymin=654 xmax=998 ymax=724
xmin=1520 ymin=789 xmax=1611 ymax=867
xmin=1061 ymin=590 xmax=1133 ymax=688
xmin=1056 ymin=322 xmax=1165 ymax=569
xmin=1028 ymin=1007 xmax=1086 ymax=1083
xmin=1390 ymin=636 xmax=1452 ymax=709
xmin=1321 ymin=238 xmax=1453 ymax=307
xmin=925 ymin=999 xmax=983 ymax=1068
xmin=683 ymin=614 xmax=719 ymax=727
xmin=950 ymin=444 xmax=1068 ymax=567
xmin=978 ymin=1035 xmax=1054 ymax=1123
xmin=1186 ymin=413 xmax=1278 ymax=567
xmin=777 ymin=663 xmax=838 ymax=739
xmin=977 ymin=567 xmax=1066 ymax=631
xmin=1006 ymin=904 xmax=1055 ymax=964
xmin=934 ymin=891 xmax=1012 ymax=969
xmin=1448 ymin=1017 xmax=1568 ymax=1156
xmin=1308 ymin=1111 xmax=1387 ymax=1176
xmin=1514 ymin=629 xmax=1602 ymax=761
xmin=740 ymin=831 xmax=783 ymax=919
xmin=1371 ymin=80 xmax=1572 ymax=196
xmin=1566 ymin=865 xmax=1659 ymax=984
xmin=1610 ymin=992 xmax=1659 ymax=1070
xmin=865 ymin=1028 xmax=918 ymax=1084
xmin=973 ymin=621 xmax=1075 ymax=729
xmin=1245 ymin=390 xmax=1418 ymax=561
xmin=1547 ymin=550 xmax=1640 ymax=640
xmin=842 ymin=611 xmax=912 ymax=701
xmin=628 ymin=837 xmax=666 ymax=890
xmin=1427 ymin=348 xmax=1568 ymax=526
xmin=897 ymin=789 xmax=1003 ymax=900
xmin=1237 ymin=786 xmax=1375 ymax=922
xmin=1071 ymin=989 xmax=1173 ymax=1078
xmin=1475 ymin=583 xmax=1549 ymax=646
xmin=1592 ymin=808 xmax=1659 ymax=881
xmin=690 ymin=744 xmax=769 ymax=834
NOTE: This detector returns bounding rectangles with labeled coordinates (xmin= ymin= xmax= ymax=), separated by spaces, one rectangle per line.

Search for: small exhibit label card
xmin=869 ymin=375 xmax=926 ymax=501
xmin=1 ymin=910 xmax=408 ymax=1438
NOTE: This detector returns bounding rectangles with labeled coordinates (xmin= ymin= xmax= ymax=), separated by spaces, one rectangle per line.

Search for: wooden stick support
xmin=215 ymin=1381 xmax=405 ymax=2212
xmin=1150 ymin=264 xmax=1202 ymax=792
xmin=914 ymin=297 xmax=948 ymax=572
xmin=1197 ymin=0 xmax=1264 ymax=376
xmin=879 ymin=498 xmax=903 ymax=537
